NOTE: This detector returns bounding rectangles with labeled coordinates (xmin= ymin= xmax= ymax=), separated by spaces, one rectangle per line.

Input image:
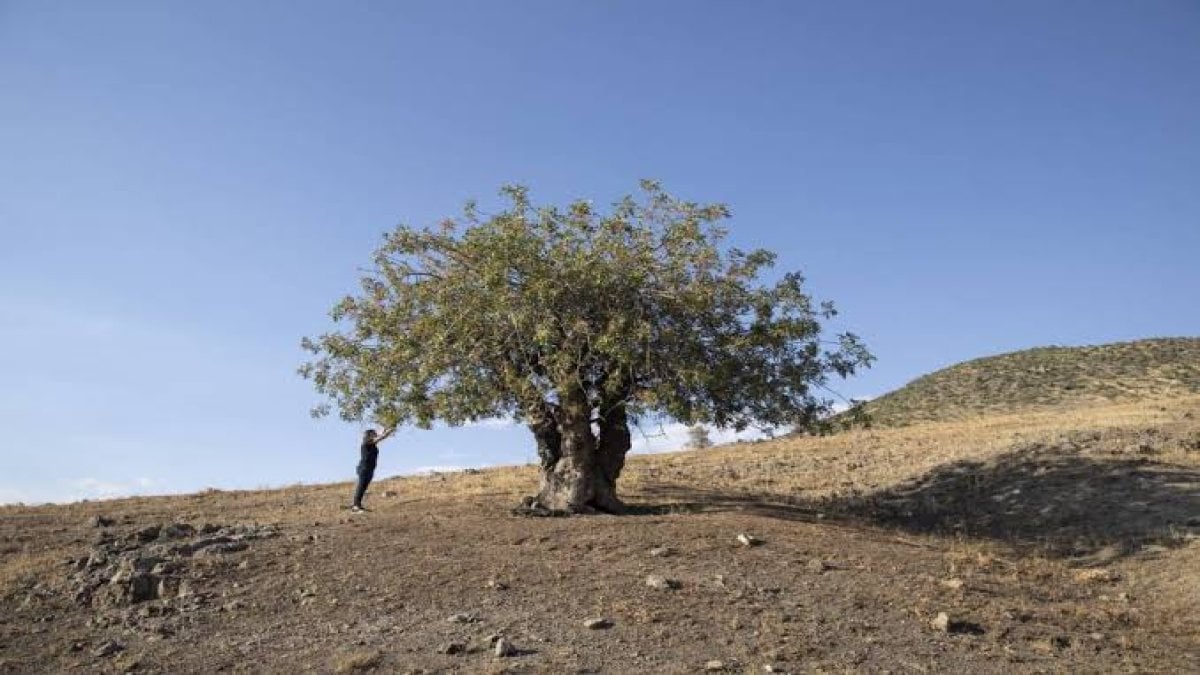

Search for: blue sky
xmin=2 ymin=1 xmax=1198 ymax=504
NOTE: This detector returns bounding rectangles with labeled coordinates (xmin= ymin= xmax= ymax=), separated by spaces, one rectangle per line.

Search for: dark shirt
xmin=359 ymin=442 xmax=379 ymax=471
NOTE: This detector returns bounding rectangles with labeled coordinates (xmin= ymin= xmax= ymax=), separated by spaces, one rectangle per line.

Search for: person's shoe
xmin=350 ymin=505 xmax=364 ymax=513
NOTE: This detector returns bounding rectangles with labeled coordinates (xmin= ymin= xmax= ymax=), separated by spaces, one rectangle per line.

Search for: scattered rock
xmin=438 ymin=642 xmax=465 ymax=655
xmin=648 ymin=546 xmax=673 ymax=557
xmin=1033 ymin=635 xmax=1072 ymax=652
xmin=485 ymin=579 xmax=509 ymax=590
xmin=930 ymin=612 xmax=984 ymax=635
xmin=737 ymin=533 xmax=763 ymax=547
xmin=199 ymin=541 xmax=250 ymax=556
xmin=494 ymin=637 xmax=517 ymax=657
xmin=941 ymin=578 xmax=965 ymax=590
xmin=150 ymin=560 xmax=182 ymax=576
xmin=645 ymin=575 xmax=681 ymax=590
xmin=446 ymin=613 xmax=477 ymax=624
xmin=583 ymin=617 xmax=613 ymax=629
xmin=92 ymin=640 xmax=124 ymax=658
xmin=704 ymin=660 xmax=726 ymax=671
xmin=90 ymin=516 xmax=115 ymax=528
xmin=159 ymin=523 xmax=196 ymax=540
xmin=66 ymin=521 xmax=278 ymax=609
xmin=806 ymin=559 xmax=830 ymax=574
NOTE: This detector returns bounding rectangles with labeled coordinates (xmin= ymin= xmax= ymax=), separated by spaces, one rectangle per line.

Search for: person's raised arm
xmin=376 ymin=427 xmax=396 ymax=443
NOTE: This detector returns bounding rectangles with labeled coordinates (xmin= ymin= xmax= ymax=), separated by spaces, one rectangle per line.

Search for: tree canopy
xmin=300 ymin=181 xmax=872 ymax=511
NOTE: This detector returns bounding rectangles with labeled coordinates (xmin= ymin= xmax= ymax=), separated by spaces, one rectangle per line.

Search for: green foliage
xmin=300 ymin=181 xmax=872 ymax=432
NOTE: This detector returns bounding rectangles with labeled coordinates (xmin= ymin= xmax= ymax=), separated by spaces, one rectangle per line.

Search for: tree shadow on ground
xmin=629 ymin=442 xmax=1200 ymax=561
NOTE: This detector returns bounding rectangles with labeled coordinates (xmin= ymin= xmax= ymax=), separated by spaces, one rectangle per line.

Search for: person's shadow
xmin=630 ymin=441 xmax=1200 ymax=561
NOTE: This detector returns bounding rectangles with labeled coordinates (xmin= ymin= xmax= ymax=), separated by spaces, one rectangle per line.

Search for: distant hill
xmin=860 ymin=337 xmax=1200 ymax=427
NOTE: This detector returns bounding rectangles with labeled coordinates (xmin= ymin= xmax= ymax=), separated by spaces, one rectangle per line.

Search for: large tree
xmin=300 ymin=182 xmax=872 ymax=513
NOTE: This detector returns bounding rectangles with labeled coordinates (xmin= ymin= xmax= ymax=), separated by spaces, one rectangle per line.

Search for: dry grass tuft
xmin=331 ymin=649 xmax=382 ymax=673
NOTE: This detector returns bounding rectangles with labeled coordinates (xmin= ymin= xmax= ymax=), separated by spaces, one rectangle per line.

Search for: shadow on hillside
xmin=630 ymin=444 xmax=1200 ymax=561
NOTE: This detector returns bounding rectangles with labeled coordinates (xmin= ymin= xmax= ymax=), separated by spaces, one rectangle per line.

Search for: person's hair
xmin=364 ymin=429 xmax=377 ymax=438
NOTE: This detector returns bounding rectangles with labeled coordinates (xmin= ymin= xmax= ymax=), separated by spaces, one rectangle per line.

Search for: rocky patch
xmin=65 ymin=522 xmax=278 ymax=610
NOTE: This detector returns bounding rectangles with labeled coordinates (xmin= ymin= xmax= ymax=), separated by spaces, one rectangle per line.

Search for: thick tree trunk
xmin=594 ymin=403 xmax=630 ymax=510
xmin=527 ymin=403 xmax=561 ymax=473
xmin=528 ymin=394 xmax=631 ymax=514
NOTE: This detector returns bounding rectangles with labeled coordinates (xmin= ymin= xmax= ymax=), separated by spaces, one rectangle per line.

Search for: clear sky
xmin=2 ymin=1 xmax=1198 ymax=504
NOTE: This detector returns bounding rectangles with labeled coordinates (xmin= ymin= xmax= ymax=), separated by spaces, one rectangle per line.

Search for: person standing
xmin=351 ymin=427 xmax=393 ymax=512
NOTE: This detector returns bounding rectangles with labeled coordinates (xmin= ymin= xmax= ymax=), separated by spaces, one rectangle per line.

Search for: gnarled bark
xmin=526 ymin=402 xmax=561 ymax=473
xmin=528 ymin=393 xmax=631 ymax=514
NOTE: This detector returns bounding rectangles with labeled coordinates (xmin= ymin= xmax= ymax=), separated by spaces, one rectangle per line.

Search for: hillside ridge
xmin=860 ymin=336 xmax=1200 ymax=427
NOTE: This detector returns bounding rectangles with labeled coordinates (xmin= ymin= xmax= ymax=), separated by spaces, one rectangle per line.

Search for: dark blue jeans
xmin=353 ymin=463 xmax=376 ymax=507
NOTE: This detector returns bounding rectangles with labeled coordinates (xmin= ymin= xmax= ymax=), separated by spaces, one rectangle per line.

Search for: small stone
xmin=93 ymin=640 xmax=125 ymax=658
xmin=90 ymin=515 xmax=115 ymax=528
xmin=159 ymin=523 xmax=195 ymax=540
xmin=737 ymin=533 xmax=763 ymax=547
xmin=446 ymin=613 xmax=477 ymax=624
xmin=704 ymin=660 xmax=726 ymax=671
xmin=438 ymin=642 xmax=465 ymax=655
xmin=806 ymin=559 xmax=830 ymax=574
xmin=645 ymin=575 xmax=681 ymax=590
xmin=931 ymin=612 xmax=951 ymax=632
xmin=494 ymin=637 xmax=516 ymax=657
xmin=485 ymin=579 xmax=508 ymax=590
xmin=150 ymin=560 xmax=181 ymax=576
xmin=198 ymin=542 xmax=249 ymax=556
xmin=583 ymin=617 xmax=613 ymax=629
xmin=648 ymin=546 xmax=673 ymax=557
xmin=125 ymin=573 xmax=158 ymax=603
xmin=941 ymin=578 xmax=965 ymax=590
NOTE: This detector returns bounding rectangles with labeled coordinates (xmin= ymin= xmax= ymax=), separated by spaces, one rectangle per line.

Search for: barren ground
xmin=3 ymin=397 xmax=1199 ymax=674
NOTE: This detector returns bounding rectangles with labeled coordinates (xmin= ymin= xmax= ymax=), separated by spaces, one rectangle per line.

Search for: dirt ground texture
xmin=2 ymin=397 xmax=1199 ymax=674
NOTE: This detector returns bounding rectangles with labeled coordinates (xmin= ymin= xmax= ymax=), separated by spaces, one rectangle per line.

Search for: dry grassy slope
xmin=861 ymin=337 xmax=1200 ymax=427
xmin=2 ymin=397 xmax=1199 ymax=673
